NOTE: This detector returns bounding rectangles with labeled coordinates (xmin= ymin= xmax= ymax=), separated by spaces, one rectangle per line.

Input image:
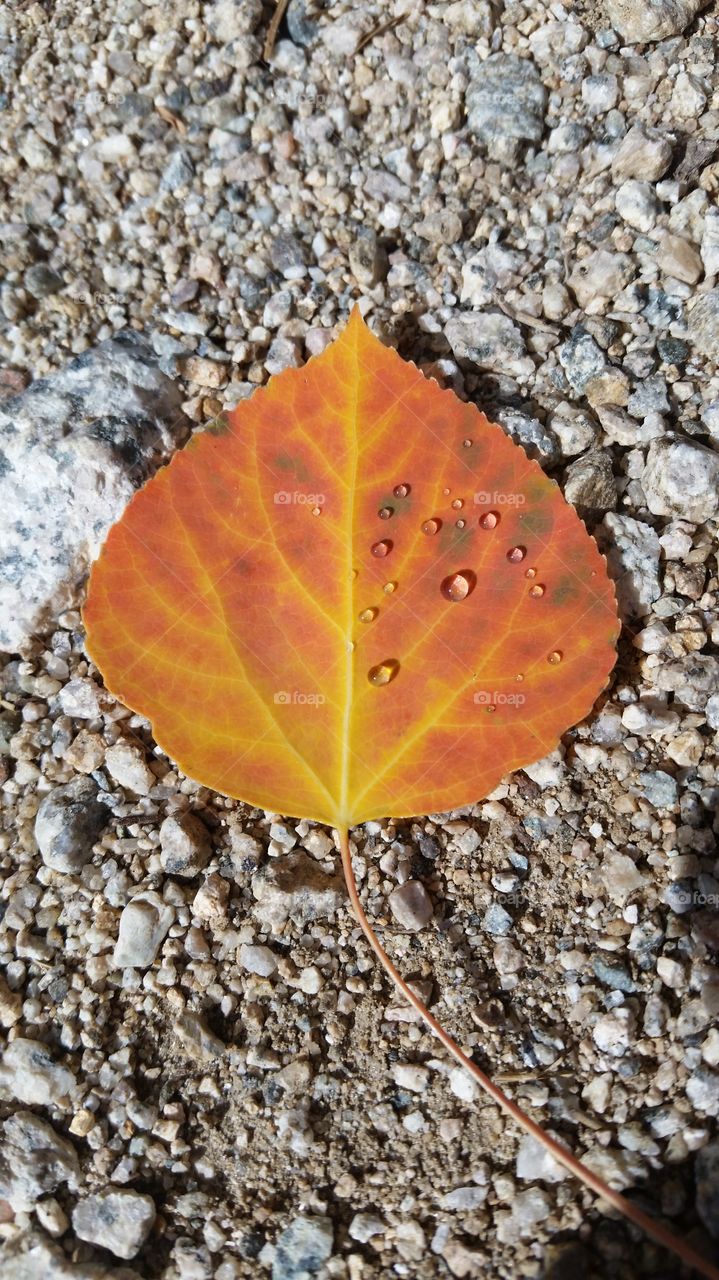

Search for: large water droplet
xmin=371 ymin=540 xmax=392 ymax=557
xmin=383 ymin=581 xmax=397 ymax=594
xmin=359 ymin=607 xmax=378 ymax=623
xmin=451 ymin=498 xmax=464 ymax=510
xmin=421 ymin=518 xmax=441 ymax=536
xmin=479 ymin=511 xmax=499 ymax=530
xmin=368 ymin=658 xmax=400 ymax=686
xmin=441 ymin=570 xmax=476 ymax=602
xmin=393 ymin=483 xmax=410 ymax=498
xmin=547 ymin=650 xmax=562 ymax=664
xmin=378 ymin=506 xmax=393 ymax=520
xmin=528 ymin=583 xmax=545 ymax=598
xmin=507 ymin=545 xmax=526 ymax=563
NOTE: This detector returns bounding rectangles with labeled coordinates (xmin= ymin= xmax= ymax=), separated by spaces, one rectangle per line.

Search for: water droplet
xmin=451 ymin=498 xmax=464 ymax=510
xmin=378 ymin=506 xmax=393 ymax=520
xmin=515 ymin=673 xmax=524 ymax=682
xmin=507 ymin=545 xmax=526 ymax=563
xmin=371 ymin=540 xmax=392 ymax=557
xmin=442 ymin=487 xmax=451 ymax=496
xmin=311 ymin=506 xmax=321 ymax=517
xmin=383 ymin=581 xmax=397 ymax=594
xmin=479 ymin=511 xmax=499 ymax=530
xmin=486 ymin=704 xmax=496 ymax=714
xmin=441 ymin=570 xmax=476 ymax=602
xmin=463 ymin=438 xmax=472 ymax=448
xmin=421 ymin=518 xmax=441 ymax=536
xmin=368 ymin=659 xmax=400 ymax=687
xmin=547 ymin=650 xmax=562 ymax=664
xmin=346 ymin=640 xmax=355 ymax=653
xmin=351 ymin=568 xmax=358 ymax=580
xmin=359 ymin=607 xmax=377 ymax=623
xmin=393 ymin=483 xmax=410 ymax=498
xmin=528 ymin=583 xmax=545 ymax=598
xmin=525 ymin=567 xmax=537 ymax=579
xmin=455 ymin=519 xmax=466 ymax=529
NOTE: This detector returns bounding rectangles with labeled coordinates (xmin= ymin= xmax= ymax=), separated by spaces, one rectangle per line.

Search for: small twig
xmin=264 ymin=0 xmax=291 ymax=60
xmin=356 ymin=14 xmax=403 ymax=53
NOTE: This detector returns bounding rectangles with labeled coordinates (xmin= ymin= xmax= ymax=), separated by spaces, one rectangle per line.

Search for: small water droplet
xmin=515 ymin=673 xmax=524 ymax=683
xmin=378 ymin=506 xmax=393 ymax=520
xmin=351 ymin=568 xmax=358 ymax=580
xmin=421 ymin=518 xmax=441 ymax=536
xmin=451 ymin=498 xmax=464 ymax=510
xmin=441 ymin=570 xmax=476 ymax=602
xmin=547 ymin=650 xmax=562 ymax=664
xmin=368 ymin=658 xmax=400 ymax=687
xmin=528 ymin=583 xmax=545 ymax=598
xmin=479 ymin=511 xmax=499 ymax=530
xmin=393 ymin=483 xmax=410 ymax=498
xmin=311 ymin=506 xmax=321 ymax=517
xmin=359 ymin=607 xmax=377 ymax=623
xmin=463 ymin=438 xmax=472 ymax=448
xmin=525 ymin=567 xmax=537 ymax=579
xmin=442 ymin=487 xmax=451 ymax=496
xmin=486 ymin=704 xmax=496 ymax=714
xmin=455 ymin=518 xmax=466 ymax=529
xmin=346 ymin=640 xmax=355 ymax=653
xmin=507 ymin=545 xmax=526 ymax=563
xmin=371 ymin=540 xmax=392 ymax=557
xmin=383 ymin=581 xmax=397 ymax=594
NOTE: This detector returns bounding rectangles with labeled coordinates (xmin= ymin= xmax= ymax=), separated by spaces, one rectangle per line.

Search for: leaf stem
xmin=336 ymin=825 xmax=719 ymax=1280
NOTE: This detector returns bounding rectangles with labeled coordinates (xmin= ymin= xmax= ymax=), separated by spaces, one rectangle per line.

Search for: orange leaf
xmin=84 ymin=309 xmax=618 ymax=826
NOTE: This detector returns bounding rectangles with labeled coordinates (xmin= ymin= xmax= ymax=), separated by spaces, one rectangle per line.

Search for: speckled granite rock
xmin=0 ymin=331 xmax=188 ymax=652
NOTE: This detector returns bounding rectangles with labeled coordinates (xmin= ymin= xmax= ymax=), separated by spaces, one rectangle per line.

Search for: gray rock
xmin=174 ymin=1011 xmax=226 ymax=1062
xmin=563 ymin=451 xmax=617 ymax=516
xmin=272 ymin=1215 xmax=333 ymax=1280
xmin=113 ymin=892 xmax=175 ymax=968
xmin=591 ymin=956 xmax=636 ymax=993
xmin=642 ymin=437 xmax=719 ymax=523
xmin=615 ymin=180 xmax=660 ymax=233
xmin=0 ymin=1038 xmax=76 ymax=1107
xmin=483 ymin=903 xmax=514 ymax=936
xmin=34 ymin=777 xmax=109 ymax=874
xmin=686 ymin=1068 xmax=719 ymax=1115
xmin=349 ymin=227 xmax=387 ymax=286
xmin=688 ymin=290 xmax=719 ymax=359
xmin=160 ymin=149 xmax=194 ymax=190
xmin=0 ymin=1111 xmax=79 ymax=1211
xmin=23 ymin=263 xmax=64 ymax=298
xmin=159 ymin=810 xmax=212 ymax=878
xmin=73 ymin=1189 xmax=156 ymax=1260
xmin=597 ymin=513 xmax=662 ymax=617
xmin=445 ymin=311 xmax=533 ymax=379
xmin=388 ymin=881 xmax=433 ymax=931
xmin=655 ymin=655 xmax=719 ymax=712
xmin=640 ymin=770 xmax=679 ymax=808
xmin=495 ymin=407 xmax=559 ymax=465
xmin=549 ymin=404 xmax=598 ymax=457
xmin=0 ymin=331 xmax=187 ymax=652
xmin=606 ymin=0 xmax=707 ymax=43
xmin=466 ymin=54 xmax=546 ymax=162
xmin=568 ymin=250 xmax=634 ymax=311
xmin=270 ymin=233 xmax=306 ymax=275
xmin=252 ymin=852 xmax=344 ymax=930
xmin=558 ymin=327 xmax=608 ymax=395
xmin=696 ymin=1142 xmax=719 ymax=1238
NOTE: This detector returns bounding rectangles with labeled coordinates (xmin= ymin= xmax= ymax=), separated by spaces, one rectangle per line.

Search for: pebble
xmin=392 ymin=1063 xmax=430 ymax=1093
xmin=569 ymin=251 xmax=633 ymax=311
xmin=159 ymin=810 xmax=212 ymax=877
xmin=113 ymin=892 xmax=175 ymax=968
xmin=606 ymin=0 xmax=705 ymax=42
xmin=563 ymin=451 xmax=617 ymax=515
xmin=642 ymin=438 xmax=719 ymax=523
xmin=388 ymin=881 xmax=433 ymax=931
xmin=34 ymin=777 xmax=109 ymax=874
xmin=592 ymin=1007 xmax=636 ymax=1057
xmin=615 ymin=180 xmax=660 ymax=234
xmin=549 ymin=404 xmax=597 ymax=457
xmin=465 ymin=53 xmax=546 ymax=162
xmin=105 ymin=741 xmax=156 ymax=795
xmin=348 ymin=1213 xmax=386 ymax=1243
xmin=0 ymin=1111 xmax=79 ymax=1211
xmin=72 ymin=1189 xmax=156 ymax=1260
xmin=657 ymin=233 xmax=704 ymax=285
xmin=240 ymin=943 xmax=278 ymax=977
xmin=174 ymin=1011 xmax=226 ymax=1062
xmin=440 ymin=1185 xmax=489 ymax=1210
xmin=252 ymin=853 xmax=344 ymax=930
xmin=482 ymin=904 xmax=513 ymax=936
xmin=598 ymin=513 xmax=662 ymax=616
xmin=445 ymin=312 xmax=534 ymax=379
xmin=688 ymin=290 xmax=719 ymax=359
xmin=558 ymin=326 xmax=608 ymax=395
xmin=271 ymin=1215 xmax=333 ymax=1280
xmin=641 ymin=770 xmax=679 ymax=808
xmin=516 ymin=1134 xmax=566 ymax=1183
xmin=612 ymin=125 xmax=673 ymax=182
xmin=0 ymin=1038 xmax=76 ymax=1107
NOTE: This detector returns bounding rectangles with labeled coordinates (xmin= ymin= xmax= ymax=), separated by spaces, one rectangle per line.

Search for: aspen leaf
xmin=84 ymin=309 xmax=619 ymax=826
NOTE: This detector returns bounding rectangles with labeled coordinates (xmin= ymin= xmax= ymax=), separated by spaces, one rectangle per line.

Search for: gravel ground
xmin=1 ymin=1 xmax=719 ymax=1278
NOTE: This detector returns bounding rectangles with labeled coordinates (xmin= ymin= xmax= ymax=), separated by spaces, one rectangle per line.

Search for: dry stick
xmin=263 ymin=0 xmax=291 ymax=61
xmin=337 ymin=826 xmax=719 ymax=1280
